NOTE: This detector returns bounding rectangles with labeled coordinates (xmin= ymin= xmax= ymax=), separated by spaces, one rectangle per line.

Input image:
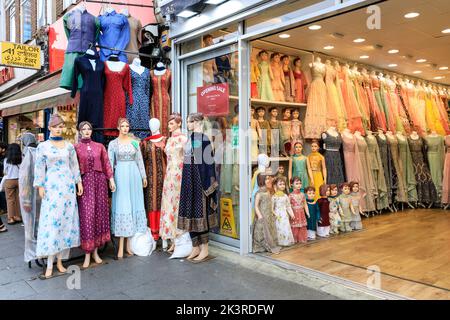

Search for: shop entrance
xmin=248 ymin=0 xmax=450 ymax=300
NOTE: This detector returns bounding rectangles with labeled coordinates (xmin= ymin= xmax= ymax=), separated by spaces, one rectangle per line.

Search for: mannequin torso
xmin=130 ymin=58 xmax=145 ymax=75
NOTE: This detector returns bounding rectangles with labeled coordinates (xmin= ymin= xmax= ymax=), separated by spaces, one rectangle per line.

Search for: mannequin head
xmin=281 ymin=55 xmax=290 ymax=66
xmin=149 ymin=118 xmax=161 ymax=134
xmin=271 ymin=52 xmax=281 ymax=63
xmin=256 ymin=107 xmax=265 ymax=119
xmin=282 ymin=108 xmax=291 ymax=120
xmin=49 ymin=114 xmax=65 ymax=137
xmin=117 ymin=118 xmax=130 ymax=136
xmin=277 ymin=165 xmax=285 ymax=176
xmin=350 ymin=181 xmax=359 ymax=194
xmin=315 ymin=56 xmax=322 ymax=63
xmin=290 ymin=176 xmax=302 ymax=192
xmin=203 ymin=34 xmax=214 ymax=47
xmin=273 ymin=177 xmax=287 ymax=194
xmin=292 ymin=109 xmax=300 ymax=120
xmin=258 ymin=50 xmax=269 ymax=62
xmin=311 ymin=139 xmax=320 ymax=152
xmin=187 ymin=113 xmax=204 ymax=132
xmin=167 ymin=113 xmax=182 ymax=133
xmin=251 ymin=106 xmax=255 ymax=118
xmin=293 ymin=142 xmax=304 ymax=156
xmin=341 ymin=183 xmax=351 ymax=195
xmin=330 ymin=184 xmax=338 ymax=197
xmin=305 ymin=186 xmax=316 ymax=200
xmin=257 ymin=173 xmax=273 ymax=190
xmin=293 ymin=57 xmax=302 ymax=68
xmin=319 ymin=184 xmax=330 ymax=198
xmin=257 ymin=153 xmax=270 ymax=172
xmin=79 ymin=121 xmax=93 ymax=139
xmin=333 ymin=60 xmax=340 ymax=68
xmin=269 ymin=107 xmax=278 ymax=119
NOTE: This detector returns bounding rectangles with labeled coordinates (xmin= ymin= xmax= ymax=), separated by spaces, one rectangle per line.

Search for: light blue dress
xmin=33 ymin=141 xmax=81 ymax=258
xmin=108 ymin=139 xmax=147 ymax=237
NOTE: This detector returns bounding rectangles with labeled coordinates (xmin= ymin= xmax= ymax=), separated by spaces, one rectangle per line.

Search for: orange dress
xmin=271 ymin=61 xmax=285 ymax=102
xmin=304 ymin=62 xmax=327 ymax=139
xmin=325 ymin=64 xmax=346 ymax=131
xmin=340 ymin=66 xmax=364 ymax=134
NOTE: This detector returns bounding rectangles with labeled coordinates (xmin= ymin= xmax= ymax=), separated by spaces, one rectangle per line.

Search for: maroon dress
xmin=288 ymin=191 xmax=308 ymax=243
xmin=317 ymin=197 xmax=331 ymax=227
xmin=75 ymin=138 xmax=113 ymax=253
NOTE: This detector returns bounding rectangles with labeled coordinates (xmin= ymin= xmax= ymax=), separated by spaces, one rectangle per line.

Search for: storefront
xmin=169 ymin=0 xmax=450 ymax=299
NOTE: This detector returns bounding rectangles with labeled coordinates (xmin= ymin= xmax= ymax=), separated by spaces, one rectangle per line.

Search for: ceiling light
xmin=205 ymin=0 xmax=227 ymax=4
xmin=353 ymin=38 xmax=365 ymax=43
xmin=279 ymin=34 xmax=290 ymax=39
xmin=439 ymin=66 xmax=449 ymax=70
xmin=413 ymin=71 xmax=422 ymax=74
xmin=308 ymin=25 xmax=322 ymax=30
xmin=416 ymin=59 xmax=427 ymax=63
xmin=177 ymin=10 xmax=198 ymax=18
xmin=388 ymin=49 xmax=399 ymax=54
xmin=441 ymin=28 xmax=450 ymax=34
xmin=359 ymin=55 xmax=369 ymax=59
xmin=404 ymin=12 xmax=420 ymax=19
xmin=323 ymin=45 xmax=334 ymax=50
xmin=388 ymin=64 xmax=398 ymax=67
xmin=434 ymin=76 xmax=445 ymax=80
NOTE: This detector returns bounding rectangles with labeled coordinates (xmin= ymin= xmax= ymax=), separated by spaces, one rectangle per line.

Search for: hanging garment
xmin=125 ymin=15 xmax=143 ymax=63
xmin=395 ymin=84 xmax=413 ymax=134
xmin=103 ymin=63 xmax=132 ymax=136
xmin=141 ymin=137 xmax=167 ymax=240
xmin=127 ymin=68 xmax=151 ymax=139
xmin=398 ymin=137 xmax=418 ymax=202
xmin=355 ymin=136 xmax=377 ymax=212
xmin=304 ymin=63 xmax=327 ymax=139
xmin=408 ymin=137 xmax=438 ymax=203
xmin=425 ymin=135 xmax=445 ymax=198
xmin=340 ymin=66 xmax=365 ymax=134
xmin=293 ymin=69 xmax=307 ymax=103
xmin=322 ymin=132 xmax=345 ymax=185
xmin=72 ymin=53 xmax=105 ymax=143
xmin=386 ymin=135 xmax=408 ymax=203
xmin=252 ymin=187 xmax=280 ymax=253
xmin=99 ymin=10 xmax=130 ymax=62
xmin=150 ymin=69 xmax=171 ymax=137
xmin=342 ymin=133 xmax=361 ymax=183
xmin=257 ymin=61 xmax=274 ymax=101
xmin=442 ymin=135 xmax=450 ymax=204
xmin=60 ymin=8 xmax=99 ymax=89
xmin=75 ymin=139 xmax=112 ymax=253
xmin=160 ymin=132 xmax=188 ymax=241
xmin=108 ymin=139 xmax=147 ymax=237
xmin=33 ymin=141 xmax=81 ymax=259
xmin=352 ymin=73 xmax=371 ymax=132
xmin=283 ymin=69 xmax=295 ymax=102
xmin=377 ymin=135 xmax=393 ymax=204
xmin=325 ymin=65 xmax=347 ymax=131
xmin=364 ymin=77 xmax=386 ymax=132
xmin=270 ymin=62 xmax=285 ymax=102
xmin=365 ymin=135 xmax=388 ymax=210
xmin=250 ymin=61 xmax=260 ymax=99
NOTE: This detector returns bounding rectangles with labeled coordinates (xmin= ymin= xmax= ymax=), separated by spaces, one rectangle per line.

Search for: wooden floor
xmin=269 ymin=209 xmax=450 ymax=300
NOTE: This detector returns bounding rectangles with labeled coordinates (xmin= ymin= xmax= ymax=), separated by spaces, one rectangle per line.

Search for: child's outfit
xmin=339 ymin=193 xmax=353 ymax=232
xmin=317 ymin=196 xmax=330 ymax=237
xmin=306 ymin=198 xmax=320 ymax=240
xmin=272 ymin=191 xmax=295 ymax=246
xmin=328 ymin=196 xmax=341 ymax=234
xmin=289 ymin=190 xmax=308 ymax=243
xmin=350 ymin=192 xmax=363 ymax=230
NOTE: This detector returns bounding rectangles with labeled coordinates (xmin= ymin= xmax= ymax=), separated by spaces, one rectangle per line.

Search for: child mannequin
xmin=269 ymin=107 xmax=282 ymax=157
xmin=339 ymin=183 xmax=355 ymax=232
xmin=305 ymin=186 xmax=321 ymax=240
xmin=288 ymin=142 xmax=313 ymax=190
xmin=250 ymin=107 xmax=261 ymax=161
xmin=308 ymin=139 xmax=327 ymax=200
xmin=328 ymin=184 xmax=341 ymax=234
xmin=276 ymin=165 xmax=286 ymax=180
xmin=272 ymin=177 xmax=295 ymax=246
xmin=289 ymin=177 xmax=309 ymax=243
xmin=270 ymin=52 xmax=285 ymax=102
xmin=317 ymin=184 xmax=331 ymax=237
xmin=349 ymin=181 xmax=363 ymax=230
xmin=291 ymin=109 xmax=305 ymax=147
xmin=257 ymin=50 xmax=274 ymax=101
xmin=280 ymin=108 xmax=292 ymax=155
xmin=256 ymin=107 xmax=271 ymax=155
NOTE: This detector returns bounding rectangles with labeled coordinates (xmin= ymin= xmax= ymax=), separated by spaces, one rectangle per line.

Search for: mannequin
xmin=308 ymin=139 xmax=327 ymax=200
xmin=256 ymin=107 xmax=271 ymax=155
xmin=305 ymin=56 xmax=327 ymax=139
xmin=105 ymin=5 xmax=114 ymax=14
xmin=108 ymin=118 xmax=148 ymax=259
xmin=281 ymin=55 xmax=295 ymax=102
xmin=290 ymin=108 xmax=304 ymax=148
xmin=251 ymin=153 xmax=270 ymax=221
xmin=99 ymin=7 xmax=129 ymax=62
xmin=397 ymin=131 xmax=418 ymax=205
xmin=250 ymin=107 xmax=261 ymax=161
xmin=141 ymin=118 xmax=167 ymax=241
xmin=178 ymin=113 xmax=219 ymax=262
xmin=127 ymin=57 xmax=150 ymax=139
xmin=75 ymin=121 xmax=115 ymax=269
xmin=425 ymin=131 xmax=445 ymax=201
xmin=257 ymin=50 xmax=274 ymax=101
xmin=269 ymin=107 xmax=282 ymax=157
xmin=272 ymin=177 xmax=295 ymax=246
xmin=293 ymin=57 xmax=307 ymax=103
xmin=338 ymin=183 xmax=355 ymax=233
xmin=322 ymin=127 xmax=345 ymax=185
xmin=34 ymin=114 xmax=83 ymax=279
xmin=250 ymin=55 xmax=260 ymax=98
xmin=270 ymin=53 xmax=285 ymax=101
xmin=151 ymin=62 xmax=172 ymax=136
xmin=280 ymin=108 xmax=292 ymax=156
xmin=289 ymin=142 xmax=312 ymax=191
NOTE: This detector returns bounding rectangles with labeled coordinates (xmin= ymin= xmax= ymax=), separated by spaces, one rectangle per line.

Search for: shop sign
xmin=0 ymin=67 xmax=15 ymax=85
xmin=197 ymin=83 xmax=229 ymax=116
xmin=0 ymin=42 xmax=41 ymax=70
xmin=159 ymin=0 xmax=202 ymax=16
xmin=219 ymin=198 xmax=238 ymax=239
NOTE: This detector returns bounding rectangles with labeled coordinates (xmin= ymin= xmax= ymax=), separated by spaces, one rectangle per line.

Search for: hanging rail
xmin=85 ymin=0 xmax=154 ymax=8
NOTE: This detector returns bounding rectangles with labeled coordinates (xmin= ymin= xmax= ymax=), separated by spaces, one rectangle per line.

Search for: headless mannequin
xmin=410 ymin=131 xmax=419 ymax=140
xmin=105 ymin=5 xmax=114 ymax=14
xmin=378 ymin=129 xmax=386 ymax=140
xmin=429 ymin=130 xmax=438 ymax=137
xmin=130 ymin=57 xmax=145 ymax=75
xmin=106 ymin=56 xmax=126 ymax=72
xmin=154 ymin=62 xmax=167 ymax=76
xmin=78 ymin=2 xmax=86 ymax=12
xmin=342 ymin=128 xmax=353 ymax=138
xmin=121 ymin=7 xmax=129 ymax=16
xmin=396 ymin=131 xmax=406 ymax=141
xmin=310 ymin=56 xmax=325 ymax=72
xmin=85 ymin=49 xmax=96 ymax=71
xmin=326 ymin=126 xmax=338 ymax=137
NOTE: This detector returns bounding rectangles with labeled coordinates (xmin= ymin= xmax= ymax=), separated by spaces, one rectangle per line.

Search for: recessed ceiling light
xmin=439 ymin=66 xmax=449 ymax=70
xmin=177 ymin=10 xmax=198 ymax=18
xmin=434 ymin=76 xmax=445 ymax=80
xmin=404 ymin=12 xmax=420 ymax=19
xmin=441 ymin=28 xmax=450 ymax=34
xmin=205 ymin=0 xmax=227 ymax=4
xmin=416 ymin=59 xmax=427 ymax=63
xmin=308 ymin=25 xmax=322 ymax=30
xmin=353 ymin=38 xmax=365 ymax=43
xmin=413 ymin=71 xmax=422 ymax=74
xmin=388 ymin=64 xmax=398 ymax=67
xmin=388 ymin=49 xmax=399 ymax=54
xmin=359 ymin=55 xmax=369 ymax=59
xmin=278 ymin=34 xmax=290 ymax=39
xmin=323 ymin=45 xmax=334 ymax=50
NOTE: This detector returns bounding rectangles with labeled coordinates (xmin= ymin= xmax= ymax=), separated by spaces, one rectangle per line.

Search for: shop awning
xmin=0 ymin=71 xmax=77 ymax=117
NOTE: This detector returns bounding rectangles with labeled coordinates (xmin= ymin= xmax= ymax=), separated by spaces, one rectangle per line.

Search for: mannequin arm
xmin=304 ymin=198 xmax=310 ymax=218
xmin=321 ymin=155 xmax=327 ymax=185
xmin=306 ymin=157 xmax=314 ymax=186
xmin=254 ymin=193 xmax=263 ymax=220
xmin=286 ymin=196 xmax=294 ymax=219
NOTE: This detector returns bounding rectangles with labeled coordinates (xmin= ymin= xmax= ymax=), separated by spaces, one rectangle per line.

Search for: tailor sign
xmin=0 ymin=42 xmax=41 ymax=70
xmin=197 ymin=83 xmax=229 ymax=116
xmin=159 ymin=0 xmax=203 ymax=16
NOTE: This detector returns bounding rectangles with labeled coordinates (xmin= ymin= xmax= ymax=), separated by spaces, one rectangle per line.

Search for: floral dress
xmin=272 ymin=192 xmax=294 ymax=246
xmin=289 ymin=191 xmax=308 ymax=243
xmin=350 ymin=192 xmax=363 ymax=230
xmin=33 ymin=141 xmax=81 ymax=258
xmin=126 ymin=68 xmax=150 ymax=139
xmin=159 ymin=132 xmax=188 ymax=241
xmin=328 ymin=196 xmax=341 ymax=234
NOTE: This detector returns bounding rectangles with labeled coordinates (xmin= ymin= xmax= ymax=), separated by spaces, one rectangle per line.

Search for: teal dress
xmin=291 ymin=154 xmax=310 ymax=188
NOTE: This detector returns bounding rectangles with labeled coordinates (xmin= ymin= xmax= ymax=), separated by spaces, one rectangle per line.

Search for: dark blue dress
xmin=126 ymin=68 xmax=151 ymax=139
xmin=306 ymin=198 xmax=320 ymax=231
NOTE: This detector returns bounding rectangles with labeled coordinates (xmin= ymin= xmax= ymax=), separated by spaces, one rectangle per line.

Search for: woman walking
xmin=3 ymin=143 xmax=22 ymax=225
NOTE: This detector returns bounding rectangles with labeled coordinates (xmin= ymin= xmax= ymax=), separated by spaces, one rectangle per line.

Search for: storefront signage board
xmin=0 ymin=67 xmax=15 ymax=85
xmin=159 ymin=0 xmax=203 ymax=16
xmin=197 ymin=83 xmax=229 ymax=116
xmin=0 ymin=42 xmax=41 ymax=70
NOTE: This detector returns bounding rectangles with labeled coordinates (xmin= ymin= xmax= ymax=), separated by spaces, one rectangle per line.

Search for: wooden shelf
xmin=229 ymin=95 xmax=307 ymax=108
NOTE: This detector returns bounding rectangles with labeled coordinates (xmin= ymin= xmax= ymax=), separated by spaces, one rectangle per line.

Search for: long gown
xmin=341 ymin=133 xmax=361 ymax=183
xmin=271 ymin=62 xmax=285 ymax=102
xmin=398 ymin=136 xmax=418 ymax=202
xmin=365 ymin=135 xmax=388 ymax=210
xmin=386 ymin=134 xmax=408 ymax=203
xmin=377 ymin=135 xmax=393 ymax=204
xmin=322 ymin=132 xmax=345 ymax=185
xmin=425 ymin=135 xmax=445 ymax=198
xmin=33 ymin=141 xmax=81 ymax=259
xmin=325 ymin=64 xmax=346 ymax=131
xmin=308 ymin=151 xmax=325 ymax=201
xmin=291 ymin=154 xmax=310 ymax=188
xmin=272 ymin=192 xmax=294 ymax=246
xmin=293 ymin=69 xmax=307 ymax=103
xmin=442 ymin=136 xmax=450 ymax=204
xmin=127 ymin=68 xmax=151 ymax=139
xmin=108 ymin=139 xmax=147 ymax=237
xmin=150 ymin=70 xmax=171 ymax=136
xmin=252 ymin=187 xmax=280 ymax=253
xmin=340 ymin=66 xmax=364 ymax=134
xmin=304 ymin=62 xmax=327 ymax=139
xmin=355 ymin=136 xmax=377 ymax=212
xmin=257 ymin=61 xmax=274 ymax=101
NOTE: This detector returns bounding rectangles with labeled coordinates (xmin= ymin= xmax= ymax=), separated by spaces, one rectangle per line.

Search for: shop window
xmin=9 ymin=4 xmax=16 ymax=43
xmin=21 ymin=0 xmax=32 ymax=42
xmin=7 ymin=111 xmax=45 ymax=144
xmin=180 ymin=23 xmax=238 ymax=55
xmin=186 ymin=50 xmax=240 ymax=240
xmin=63 ymin=0 xmax=74 ymax=10
xmin=37 ymin=0 xmax=46 ymax=28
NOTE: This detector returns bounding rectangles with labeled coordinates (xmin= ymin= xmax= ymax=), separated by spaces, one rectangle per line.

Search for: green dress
xmin=257 ymin=61 xmax=274 ymax=101
xmin=425 ymin=135 xmax=445 ymax=198
xmin=365 ymin=135 xmax=388 ymax=210
xmin=291 ymin=154 xmax=309 ymax=188
xmin=397 ymin=137 xmax=418 ymax=202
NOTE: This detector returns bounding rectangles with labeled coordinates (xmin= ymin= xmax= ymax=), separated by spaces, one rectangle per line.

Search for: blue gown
xmin=126 ymin=68 xmax=151 ymax=139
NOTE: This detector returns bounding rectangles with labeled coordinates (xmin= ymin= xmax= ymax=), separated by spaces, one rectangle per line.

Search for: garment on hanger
xmin=72 ymin=52 xmax=105 ymax=143
xmin=125 ymin=15 xmax=143 ymax=64
xmin=322 ymin=132 xmax=345 ymax=185
xmin=377 ymin=135 xmax=393 ymax=204
xmin=425 ymin=135 xmax=445 ymax=198
xmin=127 ymin=68 xmax=150 ymax=139
xmin=304 ymin=63 xmax=327 ymax=139
xmin=150 ymin=69 xmax=171 ymax=136
xmin=257 ymin=61 xmax=274 ymax=101
xmin=340 ymin=66 xmax=364 ymax=134
xmin=365 ymin=135 xmax=388 ymax=210
xmin=355 ymin=136 xmax=377 ymax=212
xmin=442 ymin=136 xmax=450 ymax=204
xmin=325 ymin=65 xmax=347 ymax=131
xmin=397 ymin=136 xmax=418 ymax=202
xmin=99 ymin=10 xmax=130 ymax=62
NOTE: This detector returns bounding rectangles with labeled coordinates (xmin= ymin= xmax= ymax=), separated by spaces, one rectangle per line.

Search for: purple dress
xmin=75 ymin=138 xmax=113 ymax=253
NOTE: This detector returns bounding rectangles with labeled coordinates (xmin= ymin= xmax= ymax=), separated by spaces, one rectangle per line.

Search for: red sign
xmin=197 ymin=83 xmax=229 ymax=116
xmin=0 ymin=67 xmax=15 ymax=85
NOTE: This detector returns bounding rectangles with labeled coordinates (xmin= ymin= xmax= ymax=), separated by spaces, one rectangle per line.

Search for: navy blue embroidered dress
xmin=126 ymin=68 xmax=151 ymax=139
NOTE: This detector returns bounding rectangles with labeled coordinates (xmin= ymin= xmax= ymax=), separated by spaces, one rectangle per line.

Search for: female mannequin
xmin=424 ymin=131 xmax=445 ymax=199
xmin=178 ymin=113 xmax=219 ymax=262
xmin=293 ymin=57 xmax=307 ymax=103
xmin=160 ymin=113 xmax=188 ymax=253
xmin=308 ymin=139 xmax=327 ymax=200
xmin=141 ymin=118 xmax=167 ymax=241
xmin=322 ymin=127 xmax=345 ymax=185
xmin=257 ymin=50 xmax=274 ymax=101
xmin=250 ymin=107 xmax=261 ymax=161
xmin=305 ymin=56 xmax=327 ymax=139
xmin=270 ymin=53 xmax=285 ymax=102
xmin=34 ymin=114 xmax=83 ymax=279
xmin=75 ymin=121 xmax=115 ymax=269
xmin=256 ymin=107 xmax=271 ymax=155
xmin=250 ymin=56 xmax=260 ymax=98
xmin=251 ymin=153 xmax=270 ymax=220
xmin=108 ymin=118 xmax=148 ymax=259
xmin=151 ymin=62 xmax=172 ymax=136
xmin=442 ymin=135 xmax=450 ymax=209
xmin=280 ymin=108 xmax=292 ymax=155
xmin=397 ymin=131 xmax=418 ymax=204
xmin=127 ymin=57 xmax=150 ymax=139
xmin=281 ymin=55 xmax=295 ymax=102
xmin=288 ymin=142 xmax=312 ymax=190
xmin=290 ymin=108 xmax=304 ymax=147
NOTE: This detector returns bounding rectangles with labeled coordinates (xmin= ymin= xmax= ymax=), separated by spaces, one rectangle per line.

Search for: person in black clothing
xmin=0 ymin=142 xmax=8 ymax=232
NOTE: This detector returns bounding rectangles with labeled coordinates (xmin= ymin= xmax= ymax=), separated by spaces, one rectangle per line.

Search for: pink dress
xmin=293 ymin=69 xmax=307 ymax=103
xmin=289 ymin=191 xmax=308 ymax=243
xmin=304 ymin=63 xmax=327 ymax=139
xmin=340 ymin=66 xmax=364 ymax=134
xmin=271 ymin=62 xmax=285 ymax=101
xmin=341 ymin=133 xmax=361 ymax=183
xmin=442 ymin=136 xmax=450 ymax=204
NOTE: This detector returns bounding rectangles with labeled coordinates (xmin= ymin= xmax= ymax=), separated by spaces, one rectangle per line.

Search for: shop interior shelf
xmin=229 ymin=95 xmax=307 ymax=108
xmin=251 ymin=156 xmax=291 ymax=165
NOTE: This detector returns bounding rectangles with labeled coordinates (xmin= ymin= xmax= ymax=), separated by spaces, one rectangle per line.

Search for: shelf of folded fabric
xmin=229 ymin=95 xmax=307 ymax=108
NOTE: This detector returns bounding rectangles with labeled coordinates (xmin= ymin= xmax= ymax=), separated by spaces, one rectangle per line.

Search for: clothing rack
xmin=86 ymin=0 xmax=154 ymax=8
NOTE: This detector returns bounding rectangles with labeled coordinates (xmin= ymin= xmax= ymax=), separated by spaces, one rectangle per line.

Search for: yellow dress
xmin=308 ymin=151 xmax=325 ymax=201
xmin=426 ymin=93 xmax=445 ymax=135
xmin=325 ymin=64 xmax=347 ymax=131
